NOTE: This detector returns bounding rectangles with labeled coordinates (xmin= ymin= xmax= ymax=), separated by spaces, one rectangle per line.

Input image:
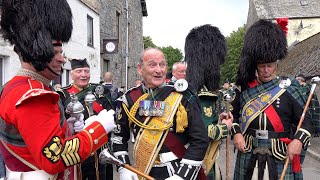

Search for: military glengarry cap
xmin=70 ymin=59 xmax=90 ymax=70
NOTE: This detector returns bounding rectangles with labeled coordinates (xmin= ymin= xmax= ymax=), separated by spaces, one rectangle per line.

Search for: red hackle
xmin=276 ymin=17 xmax=289 ymax=36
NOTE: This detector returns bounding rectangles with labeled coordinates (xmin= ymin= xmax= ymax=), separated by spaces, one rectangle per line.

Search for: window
xmin=0 ymin=57 xmax=3 ymax=86
xmin=103 ymin=59 xmax=110 ymax=73
xmin=87 ymin=15 xmax=94 ymax=47
xmin=116 ymin=11 xmax=120 ymax=39
xmin=66 ymin=69 xmax=70 ymax=85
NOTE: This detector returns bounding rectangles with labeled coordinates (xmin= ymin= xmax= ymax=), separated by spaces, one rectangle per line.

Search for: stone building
xmin=0 ymin=0 xmax=147 ymax=88
xmin=99 ymin=0 xmax=147 ymax=89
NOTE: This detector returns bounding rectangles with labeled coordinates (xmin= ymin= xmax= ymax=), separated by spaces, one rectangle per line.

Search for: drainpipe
xmin=125 ymin=0 xmax=129 ymax=90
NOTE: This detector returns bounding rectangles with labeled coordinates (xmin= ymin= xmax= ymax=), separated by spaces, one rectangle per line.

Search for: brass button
xmin=89 ymin=129 xmax=94 ymax=134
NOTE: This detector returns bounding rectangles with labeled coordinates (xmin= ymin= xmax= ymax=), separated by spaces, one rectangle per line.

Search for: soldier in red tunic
xmin=0 ymin=0 xmax=116 ymax=179
xmin=57 ymin=59 xmax=115 ymax=180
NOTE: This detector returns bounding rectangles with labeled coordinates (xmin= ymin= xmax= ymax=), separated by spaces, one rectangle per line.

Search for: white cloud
xmin=143 ymin=0 xmax=249 ymax=54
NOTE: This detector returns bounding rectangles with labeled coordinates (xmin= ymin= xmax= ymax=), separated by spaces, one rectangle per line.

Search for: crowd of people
xmin=0 ymin=1 xmax=319 ymax=180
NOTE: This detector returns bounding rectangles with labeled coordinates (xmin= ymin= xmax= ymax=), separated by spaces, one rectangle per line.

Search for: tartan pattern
xmin=234 ymin=139 xmax=303 ymax=180
xmin=298 ymin=84 xmax=320 ymax=135
xmin=240 ymin=77 xmax=305 ymax=109
xmin=0 ymin=153 xmax=5 ymax=178
xmin=0 ymin=117 xmax=26 ymax=146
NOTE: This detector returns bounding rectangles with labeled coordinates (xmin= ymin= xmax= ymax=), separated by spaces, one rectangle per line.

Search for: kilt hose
xmin=233 ymin=139 xmax=303 ymax=180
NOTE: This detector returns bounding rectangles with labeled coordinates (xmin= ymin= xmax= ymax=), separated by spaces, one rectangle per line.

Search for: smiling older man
xmin=112 ymin=47 xmax=209 ymax=180
xmin=57 ymin=59 xmax=115 ymax=180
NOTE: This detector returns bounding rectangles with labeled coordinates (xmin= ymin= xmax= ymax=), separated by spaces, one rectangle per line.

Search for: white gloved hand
xmin=84 ymin=109 xmax=116 ymax=133
xmin=67 ymin=114 xmax=84 ymax=134
xmin=73 ymin=114 xmax=84 ymax=132
xmin=165 ymin=174 xmax=183 ymax=180
xmin=119 ymin=167 xmax=139 ymax=180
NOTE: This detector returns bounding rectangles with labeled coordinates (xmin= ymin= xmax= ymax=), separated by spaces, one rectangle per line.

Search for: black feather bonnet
xmin=1 ymin=0 xmax=73 ymax=71
xmin=185 ymin=24 xmax=227 ymax=92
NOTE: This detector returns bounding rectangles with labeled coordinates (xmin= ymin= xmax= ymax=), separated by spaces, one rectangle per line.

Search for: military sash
xmin=133 ymin=92 xmax=183 ymax=179
xmin=241 ymin=85 xmax=286 ymax=133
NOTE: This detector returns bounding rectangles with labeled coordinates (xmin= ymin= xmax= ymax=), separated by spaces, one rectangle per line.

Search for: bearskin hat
xmin=0 ymin=0 xmax=73 ymax=71
xmin=236 ymin=19 xmax=287 ymax=86
xmin=185 ymin=24 xmax=226 ymax=92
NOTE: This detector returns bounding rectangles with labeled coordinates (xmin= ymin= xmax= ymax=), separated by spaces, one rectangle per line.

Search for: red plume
xmin=276 ymin=17 xmax=289 ymax=36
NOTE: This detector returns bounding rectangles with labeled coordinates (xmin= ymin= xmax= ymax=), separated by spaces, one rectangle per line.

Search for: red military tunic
xmin=0 ymin=71 xmax=109 ymax=178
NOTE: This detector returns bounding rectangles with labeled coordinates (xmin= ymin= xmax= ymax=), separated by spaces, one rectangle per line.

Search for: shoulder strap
xmin=0 ymin=139 xmax=38 ymax=170
xmin=0 ymin=79 xmax=29 ymax=102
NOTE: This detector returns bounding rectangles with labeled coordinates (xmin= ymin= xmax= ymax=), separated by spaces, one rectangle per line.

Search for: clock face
xmin=106 ymin=42 xmax=116 ymax=52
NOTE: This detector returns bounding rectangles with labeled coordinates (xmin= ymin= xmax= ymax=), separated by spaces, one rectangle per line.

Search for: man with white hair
xmin=171 ymin=62 xmax=187 ymax=81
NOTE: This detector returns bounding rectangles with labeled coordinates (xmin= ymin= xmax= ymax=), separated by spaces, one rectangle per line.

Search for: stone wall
xmin=99 ymin=0 xmax=144 ymax=89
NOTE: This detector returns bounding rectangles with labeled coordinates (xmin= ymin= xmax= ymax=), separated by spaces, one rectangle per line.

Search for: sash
xmin=133 ymin=92 xmax=183 ymax=179
xmin=63 ymin=85 xmax=95 ymax=107
xmin=241 ymin=85 xmax=286 ymax=133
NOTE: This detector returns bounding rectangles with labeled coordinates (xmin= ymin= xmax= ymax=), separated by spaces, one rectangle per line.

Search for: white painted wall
xmin=0 ymin=42 xmax=20 ymax=86
xmin=63 ymin=0 xmax=101 ymax=85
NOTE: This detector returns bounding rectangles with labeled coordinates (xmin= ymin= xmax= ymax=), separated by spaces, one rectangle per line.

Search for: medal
xmin=139 ymin=100 xmax=165 ymax=116
xmin=139 ymin=101 xmax=144 ymax=116
xmin=174 ymin=79 xmax=188 ymax=92
xmin=144 ymin=100 xmax=150 ymax=116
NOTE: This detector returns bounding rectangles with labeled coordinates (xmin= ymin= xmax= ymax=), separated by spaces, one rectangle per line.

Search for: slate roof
xmin=278 ymin=32 xmax=320 ymax=78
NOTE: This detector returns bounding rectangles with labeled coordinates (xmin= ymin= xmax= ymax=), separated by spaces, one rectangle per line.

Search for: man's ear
xmin=137 ymin=63 xmax=142 ymax=76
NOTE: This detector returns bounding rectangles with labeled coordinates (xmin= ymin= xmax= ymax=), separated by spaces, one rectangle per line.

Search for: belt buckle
xmin=256 ymin=130 xmax=268 ymax=139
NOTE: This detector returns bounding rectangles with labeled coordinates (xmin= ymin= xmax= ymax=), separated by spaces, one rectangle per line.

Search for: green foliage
xmin=143 ymin=36 xmax=157 ymax=49
xmin=220 ymin=25 xmax=246 ymax=84
xmin=160 ymin=46 xmax=184 ymax=71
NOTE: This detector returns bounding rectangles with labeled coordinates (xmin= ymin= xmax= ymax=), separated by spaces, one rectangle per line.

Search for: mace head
xmin=84 ymin=91 xmax=96 ymax=104
xmin=66 ymin=93 xmax=84 ymax=115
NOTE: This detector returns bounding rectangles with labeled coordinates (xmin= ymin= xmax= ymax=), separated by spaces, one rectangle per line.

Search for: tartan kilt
xmin=233 ymin=140 xmax=304 ymax=180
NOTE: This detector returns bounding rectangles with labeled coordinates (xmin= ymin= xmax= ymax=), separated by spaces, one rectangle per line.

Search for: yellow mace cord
xmin=121 ymin=93 xmax=173 ymax=131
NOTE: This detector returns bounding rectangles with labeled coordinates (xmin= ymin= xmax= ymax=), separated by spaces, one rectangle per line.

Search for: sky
xmin=143 ymin=0 xmax=249 ymax=54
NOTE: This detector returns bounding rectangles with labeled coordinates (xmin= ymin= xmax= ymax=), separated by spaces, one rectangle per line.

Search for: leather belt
xmin=246 ymin=129 xmax=289 ymax=139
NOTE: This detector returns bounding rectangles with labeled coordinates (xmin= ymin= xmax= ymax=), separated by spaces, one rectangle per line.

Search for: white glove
xmin=84 ymin=109 xmax=116 ymax=133
xmin=119 ymin=167 xmax=139 ymax=180
xmin=165 ymin=174 xmax=183 ymax=180
xmin=74 ymin=114 xmax=84 ymax=132
xmin=67 ymin=114 xmax=84 ymax=134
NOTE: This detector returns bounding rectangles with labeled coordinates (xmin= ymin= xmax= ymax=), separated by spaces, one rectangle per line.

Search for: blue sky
xmin=143 ymin=0 xmax=249 ymax=54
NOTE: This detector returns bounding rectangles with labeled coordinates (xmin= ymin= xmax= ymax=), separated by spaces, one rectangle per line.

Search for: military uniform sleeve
xmin=181 ymin=95 xmax=209 ymax=161
xmin=111 ymin=96 xmax=131 ymax=165
xmin=289 ymin=94 xmax=313 ymax=148
xmin=230 ymin=88 xmax=242 ymax=136
xmin=14 ymin=93 xmax=108 ymax=174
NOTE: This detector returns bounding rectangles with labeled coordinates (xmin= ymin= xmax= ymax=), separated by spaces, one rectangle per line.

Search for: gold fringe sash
xmin=133 ymin=92 xmax=183 ymax=179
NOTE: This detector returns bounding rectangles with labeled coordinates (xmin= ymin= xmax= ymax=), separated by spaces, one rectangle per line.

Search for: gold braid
xmin=121 ymin=93 xmax=173 ymax=130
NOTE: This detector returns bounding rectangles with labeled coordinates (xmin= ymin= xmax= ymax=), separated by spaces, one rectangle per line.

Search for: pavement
xmin=112 ymin=137 xmax=320 ymax=180
xmin=306 ymin=136 xmax=320 ymax=162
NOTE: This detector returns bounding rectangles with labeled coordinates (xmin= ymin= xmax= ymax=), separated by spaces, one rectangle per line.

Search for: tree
xmin=220 ymin=25 xmax=246 ymax=84
xmin=160 ymin=46 xmax=184 ymax=71
xmin=143 ymin=36 xmax=157 ymax=49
